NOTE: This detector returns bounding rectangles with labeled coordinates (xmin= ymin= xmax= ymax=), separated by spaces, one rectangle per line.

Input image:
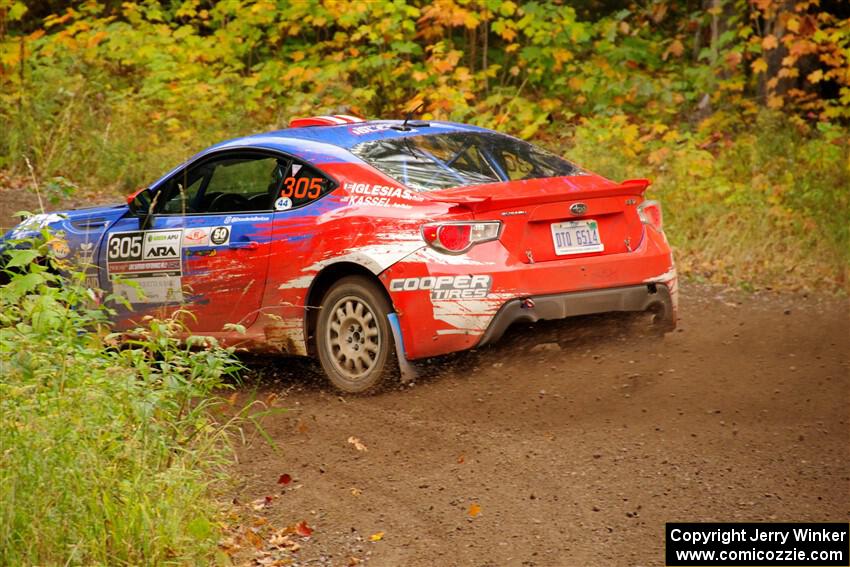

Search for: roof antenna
xmin=396 ymin=101 xmax=426 ymax=131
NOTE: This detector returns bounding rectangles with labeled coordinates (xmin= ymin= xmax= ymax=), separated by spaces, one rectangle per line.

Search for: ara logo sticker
xmin=210 ymin=226 xmax=230 ymax=246
xmin=275 ymin=197 xmax=293 ymax=211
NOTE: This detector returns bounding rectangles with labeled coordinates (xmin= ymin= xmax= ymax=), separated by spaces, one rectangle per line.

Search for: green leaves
xmin=0 ymin=237 xmax=242 ymax=565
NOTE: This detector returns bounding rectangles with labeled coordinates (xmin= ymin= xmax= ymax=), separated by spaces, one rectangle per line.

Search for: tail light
xmin=638 ymin=200 xmax=663 ymax=231
xmin=421 ymin=221 xmax=502 ymax=254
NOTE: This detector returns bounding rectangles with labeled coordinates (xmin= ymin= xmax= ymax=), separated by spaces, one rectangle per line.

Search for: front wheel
xmin=316 ymin=276 xmax=397 ymax=394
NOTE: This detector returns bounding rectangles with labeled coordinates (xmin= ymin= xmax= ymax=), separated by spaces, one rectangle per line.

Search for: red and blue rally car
xmin=4 ymin=115 xmax=677 ymax=392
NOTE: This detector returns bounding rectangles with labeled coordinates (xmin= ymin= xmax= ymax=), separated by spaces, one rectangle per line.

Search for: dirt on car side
xmin=227 ymin=282 xmax=849 ymax=567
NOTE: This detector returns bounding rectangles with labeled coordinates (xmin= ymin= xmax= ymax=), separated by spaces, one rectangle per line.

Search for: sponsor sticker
xmin=210 ymin=226 xmax=230 ymax=246
xmin=48 ymin=238 xmax=71 ymax=259
xmin=350 ymin=124 xmax=400 ymax=136
xmin=182 ymin=227 xmax=210 ymax=247
xmin=113 ymin=275 xmax=184 ymax=304
xmin=77 ymin=241 xmax=95 ymax=264
xmin=106 ymin=229 xmax=183 ymax=304
xmin=342 ymin=182 xmax=426 ymax=208
xmin=389 ymin=275 xmax=492 ymax=300
xmin=224 ymin=215 xmax=270 ymax=224
xmin=275 ymin=197 xmax=293 ymax=211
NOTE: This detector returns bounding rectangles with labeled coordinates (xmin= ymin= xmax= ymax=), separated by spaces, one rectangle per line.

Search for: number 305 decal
xmin=280 ymin=177 xmax=323 ymax=199
xmin=108 ymin=232 xmax=143 ymax=261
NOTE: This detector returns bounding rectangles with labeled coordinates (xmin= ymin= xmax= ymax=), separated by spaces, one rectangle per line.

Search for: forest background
xmin=2 ymin=0 xmax=849 ymax=290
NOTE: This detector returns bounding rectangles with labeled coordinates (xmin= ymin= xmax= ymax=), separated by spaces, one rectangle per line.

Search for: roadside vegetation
xmin=0 ymin=1 xmax=847 ymax=563
xmin=0 ymin=237 xmax=241 ymax=565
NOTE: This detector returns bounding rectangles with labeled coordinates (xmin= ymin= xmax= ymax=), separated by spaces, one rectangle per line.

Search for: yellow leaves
xmin=767 ymin=94 xmax=785 ymax=109
xmin=468 ymin=503 xmax=481 ymax=518
xmin=26 ymin=29 xmax=45 ymax=42
xmin=662 ymin=129 xmax=680 ymax=143
xmin=499 ymin=1 xmax=518 ymax=17
xmin=808 ymin=69 xmax=824 ymax=84
xmin=761 ymin=35 xmax=779 ymax=50
xmin=752 ymin=58 xmax=768 ymax=74
xmin=648 ymin=147 xmax=671 ymax=165
xmin=724 ymin=51 xmax=742 ymax=69
xmin=87 ymin=31 xmax=108 ymax=49
xmin=786 ymin=16 xmax=800 ymax=33
xmin=500 ymin=27 xmax=517 ymax=42
xmin=568 ymin=75 xmax=585 ymax=91
xmin=290 ymin=51 xmax=305 ymax=62
xmin=369 ymin=532 xmax=384 ymax=542
xmin=777 ymin=66 xmax=798 ymax=79
xmin=663 ymin=39 xmax=684 ymax=61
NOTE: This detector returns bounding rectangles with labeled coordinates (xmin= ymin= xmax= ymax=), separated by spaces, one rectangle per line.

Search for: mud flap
xmin=387 ymin=313 xmax=418 ymax=384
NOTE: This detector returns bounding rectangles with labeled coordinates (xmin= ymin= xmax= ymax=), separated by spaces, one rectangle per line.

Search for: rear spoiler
xmin=424 ymin=178 xmax=651 ymax=213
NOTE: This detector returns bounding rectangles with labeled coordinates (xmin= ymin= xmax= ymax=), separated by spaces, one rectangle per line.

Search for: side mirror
xmin=126 ymin=187 xmax=154 ymax=230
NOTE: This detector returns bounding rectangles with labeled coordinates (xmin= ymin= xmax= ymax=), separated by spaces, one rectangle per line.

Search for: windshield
xmin=350 ymin=132 xmax=582 ymax=191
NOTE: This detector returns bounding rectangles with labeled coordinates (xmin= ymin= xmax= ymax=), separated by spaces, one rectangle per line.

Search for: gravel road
xmin=230 ymin=283 xmax=849 ymax=567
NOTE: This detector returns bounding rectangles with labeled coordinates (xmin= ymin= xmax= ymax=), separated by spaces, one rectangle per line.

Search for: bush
xmin=563 ymin=111 xmax=850 ymax=290
xmin=0 ymin=237 xmax=241 ymax=565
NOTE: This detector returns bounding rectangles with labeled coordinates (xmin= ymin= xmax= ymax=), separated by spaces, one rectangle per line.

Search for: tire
xmin=315 ymin=275 xmax=398 ymax=394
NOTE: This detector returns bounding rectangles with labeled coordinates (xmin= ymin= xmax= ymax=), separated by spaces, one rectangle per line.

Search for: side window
xmin=275 ymin=160 xmax=336 ymax=211
xmin=159 ymin=168 xmax=207 ymax=214
xmin=157 ymin=153 xmax=284 ymax=215
xmin=498 ymin=149 xmax=535 ymax=181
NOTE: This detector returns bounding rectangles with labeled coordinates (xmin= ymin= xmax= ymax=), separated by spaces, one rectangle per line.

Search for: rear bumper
xmin=383 ymin=225 xmax=677 ymax=359
xmin=478 ymin=283 xmax=675 ymax=347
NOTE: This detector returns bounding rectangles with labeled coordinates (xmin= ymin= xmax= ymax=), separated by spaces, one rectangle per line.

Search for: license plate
xmin=550 ymin=220 xmax=604 ymax=255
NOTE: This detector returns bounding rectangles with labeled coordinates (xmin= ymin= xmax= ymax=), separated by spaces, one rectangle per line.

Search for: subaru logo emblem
xmin=570 ymin=203 xmax=587 ymax=216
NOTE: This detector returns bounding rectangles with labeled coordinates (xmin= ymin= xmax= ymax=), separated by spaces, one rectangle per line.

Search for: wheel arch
xmin=304 ymin=262 xmax=394 ymax=356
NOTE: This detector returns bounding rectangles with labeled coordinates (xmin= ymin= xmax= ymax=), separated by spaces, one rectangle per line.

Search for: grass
xmin=0 ymin=240 xmax=242 ymax=566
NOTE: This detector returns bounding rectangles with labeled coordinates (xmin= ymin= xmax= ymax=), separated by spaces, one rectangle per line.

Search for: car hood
xmin=3 ymin=203 xmax=129 ymax=240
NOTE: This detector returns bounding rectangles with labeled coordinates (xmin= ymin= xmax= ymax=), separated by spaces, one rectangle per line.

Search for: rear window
xmin=350 ymin=132 xmax=582 ymax=192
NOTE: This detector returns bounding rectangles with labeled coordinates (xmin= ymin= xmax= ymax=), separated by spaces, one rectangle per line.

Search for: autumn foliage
xmin=0 ymin=0 xmax=848 ymax=288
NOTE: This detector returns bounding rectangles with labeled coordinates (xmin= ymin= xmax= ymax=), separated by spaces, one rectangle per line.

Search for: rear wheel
xmin=316 ymin=276 xmax=397 ymax=394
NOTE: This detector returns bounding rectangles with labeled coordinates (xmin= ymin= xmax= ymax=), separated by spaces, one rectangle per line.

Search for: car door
xmin=104 ymin=150 xmax=284 ymax=333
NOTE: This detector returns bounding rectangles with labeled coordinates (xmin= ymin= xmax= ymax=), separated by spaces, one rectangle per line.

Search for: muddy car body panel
xmin=2 ymin=116 xmax=677 ymax=389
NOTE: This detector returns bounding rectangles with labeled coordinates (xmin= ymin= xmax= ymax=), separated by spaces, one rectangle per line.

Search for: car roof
xmin=150 ymin=120 xmax=499 ymax=190
xmin=233 ymin=119 xmax=494 ymax=152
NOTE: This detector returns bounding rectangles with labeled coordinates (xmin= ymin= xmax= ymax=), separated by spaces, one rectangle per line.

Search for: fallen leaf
xmin=468 ymin=503 xmax=481 ymax=517
xmin=244 ymin=528 xmax=264 ymax=548
xmin=350 ymin=487 xmax=362 ymax=496
xmin=369 ymin=531 xmax=384 ymax=542
xmin=296 ymin=419 xmax=308 ymax=434
xmin=348 ymin=557 xmax=362 ymax=566
xmin=348 ymin=436 xmax=368 ymax=452
xmin=457 ymin=454 xmax=465 ymax=464
xmin=227 ymin=392 xmax=238 ymax=405
xmin=294 ymin=520 xmax=313 ymax=538
xmin=278 ymin=473 xmax=292 ymax=485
